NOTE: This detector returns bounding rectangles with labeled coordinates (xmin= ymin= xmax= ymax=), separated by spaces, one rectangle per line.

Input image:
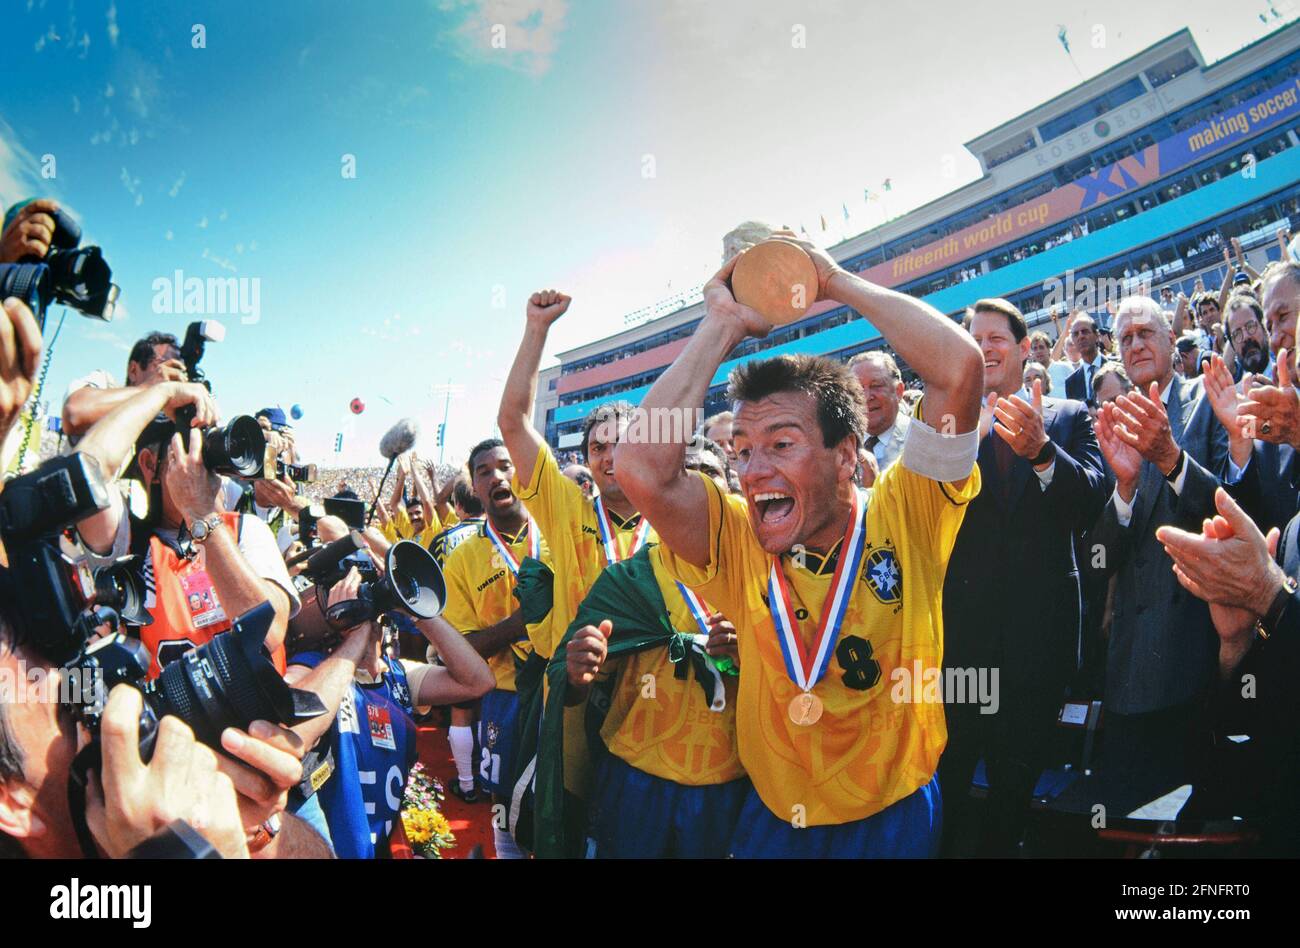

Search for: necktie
xmin=865 ymin=434 xmax=880 ymax=453
xmin=1085 ymin=362 xmax=1096 ymax=402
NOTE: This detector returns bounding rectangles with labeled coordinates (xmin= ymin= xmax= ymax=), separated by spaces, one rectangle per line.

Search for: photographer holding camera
xmin=226 ymin=407 xmax=311 ymax=556
xmin=72 ymin=381 xmax=300 ymax=677
xmin=60 ymin=332 xmax=187 ymax=445
xmin=286 ymin=555 xmax=494 ymax=858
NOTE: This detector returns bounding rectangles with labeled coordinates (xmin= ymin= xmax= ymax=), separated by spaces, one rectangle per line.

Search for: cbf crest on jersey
xmin=861 ymin=542 xmax=902 ymax=606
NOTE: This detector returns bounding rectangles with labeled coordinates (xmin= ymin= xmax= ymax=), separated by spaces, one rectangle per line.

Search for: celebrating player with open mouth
xmin=617 ymin=237 xmax=984 ymax=857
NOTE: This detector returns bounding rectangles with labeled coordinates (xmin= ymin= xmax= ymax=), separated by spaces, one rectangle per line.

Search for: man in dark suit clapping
xmin=940 ymin=298 xmax=1108 ymax=856
xmin=1087 ymin=295 xmax=1228 ymax=802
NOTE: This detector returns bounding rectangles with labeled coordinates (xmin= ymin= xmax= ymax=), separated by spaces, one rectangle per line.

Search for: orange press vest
xmin=141 ymin=511 xmax=287 ymax=679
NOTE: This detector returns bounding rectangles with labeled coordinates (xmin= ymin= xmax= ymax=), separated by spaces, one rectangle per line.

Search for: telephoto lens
xmin=143 ymin=601 xmax=326 ymax=749
xmin=63 ymin=602 xmax=327 ymax=856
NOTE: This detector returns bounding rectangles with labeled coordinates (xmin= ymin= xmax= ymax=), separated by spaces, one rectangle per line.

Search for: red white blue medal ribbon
xmin=676 ymin=581 xmax=713 ymax=637
xmin=675 ymin=581 xmax=727 ymax=713
xmin=484 ymin=516 xmax=539 ymax=578
xmin=594 ymin=493 xmax=650 ymax=565
xmin=767 ymin=490 xmax=866 ymax=694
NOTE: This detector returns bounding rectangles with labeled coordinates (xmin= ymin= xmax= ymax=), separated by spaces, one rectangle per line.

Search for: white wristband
xmin=900 ymin=415 xmax=979 ymax=483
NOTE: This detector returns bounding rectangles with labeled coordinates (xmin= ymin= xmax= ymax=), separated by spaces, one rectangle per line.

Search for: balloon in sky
xmin=350 ymin=397 xmax=365 ymax=415
xmin=290 ymin=404 xmax=304 ymax=420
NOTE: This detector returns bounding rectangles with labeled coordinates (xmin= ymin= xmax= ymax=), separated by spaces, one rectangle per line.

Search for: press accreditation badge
xmin=368 ymin=705 xmax=397 ymax=750
xmin=182 ymin=570 xmax=227 ymax=630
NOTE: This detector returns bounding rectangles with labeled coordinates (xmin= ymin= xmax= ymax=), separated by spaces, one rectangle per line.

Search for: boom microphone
xmin=379 ymin=418 xmax=419 ymax=461
xmin=369 ymin=417 xmax=420 ymax=525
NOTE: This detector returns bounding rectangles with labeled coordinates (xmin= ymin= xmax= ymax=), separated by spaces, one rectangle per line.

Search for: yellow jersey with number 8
xmin=660 ymin=460 xmax=978 ymax=826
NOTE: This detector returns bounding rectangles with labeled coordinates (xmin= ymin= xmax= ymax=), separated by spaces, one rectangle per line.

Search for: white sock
xmin=494 ymin=824 xmax=525 ymax=860
xmin=448 ymin=726 xmax=475 ymax=791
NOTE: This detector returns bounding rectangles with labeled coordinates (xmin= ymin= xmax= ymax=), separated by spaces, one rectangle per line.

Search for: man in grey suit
xmin=1088 ymin=295 xmax=1228 ymax=803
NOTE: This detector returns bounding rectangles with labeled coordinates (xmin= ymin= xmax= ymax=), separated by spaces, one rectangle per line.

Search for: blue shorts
xmin=585 ymin=752 xmax=750 ymax=858
xmin=729 ymin=775 xmax=943 ymax=858
xmin=477 ymin=688 xmax=521 ymax=798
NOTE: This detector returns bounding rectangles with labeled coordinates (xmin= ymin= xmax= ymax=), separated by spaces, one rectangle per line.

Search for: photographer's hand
xmin=165 ymin=431 xmax=224 ymax=524
xmin=159 ymin=381 xmax=219 ymax=430
xmin=218 ymin=721 xmax=305 ymax=847
xmin=0 ymin=297 xmax=42 ymax=446
xmin=0 ymin=199 xmax=59 ymax=262
xmin=138 ymin=357 xmax=187 ymax=387
xmin=86 ymin=685 xmax=250 ymax=859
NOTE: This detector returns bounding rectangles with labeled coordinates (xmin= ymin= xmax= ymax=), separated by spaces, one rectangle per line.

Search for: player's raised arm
xmin=497 ymin=289 xmax=571 ymax=487
xmin=617 ymin=256 xmax=770 ymax=567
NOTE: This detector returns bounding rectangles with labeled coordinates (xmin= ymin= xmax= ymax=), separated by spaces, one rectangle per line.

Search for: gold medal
xmin=788 ymin=692 xmax=823 ymax=726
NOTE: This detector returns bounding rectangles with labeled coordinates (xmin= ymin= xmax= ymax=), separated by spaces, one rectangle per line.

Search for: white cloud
xmin=437 ymin=0 xmax=569 ymax=78
xmin=119 ymin=166 xmax=141 ymax=204
xmin=201 ymin=248 xmax=238 ymax=273
xmin=107 ymin=2 xmax=119 ymax=48
xmin=198 ymin=215 xmax=208 ymax=229
xmin=168 ymin=171 xmax=186 ymax=197
xmin=165 ymin=229 xmax=174 ymax=240
xmin=0 ymin=117 xmax=42 ymax=209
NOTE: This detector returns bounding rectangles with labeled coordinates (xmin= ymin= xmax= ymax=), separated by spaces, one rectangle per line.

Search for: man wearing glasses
xmin=1225 ymin=296 xmax=1273 ymax=381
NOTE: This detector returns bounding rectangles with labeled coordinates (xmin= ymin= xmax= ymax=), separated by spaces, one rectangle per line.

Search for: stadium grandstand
xmin=535 ymin=22 xmax=1300 ymax=451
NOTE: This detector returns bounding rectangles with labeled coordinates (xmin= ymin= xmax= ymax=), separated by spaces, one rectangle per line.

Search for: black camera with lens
xmin=145 ymin=408 xmax=271 ymax=480
xmin=0 ymin=205 xmax=119 ymax=329
xmin=146 ymin=318 xmax=271 ymax=479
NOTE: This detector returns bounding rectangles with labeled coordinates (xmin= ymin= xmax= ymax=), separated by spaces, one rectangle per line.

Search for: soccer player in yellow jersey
xmin=564 ymin=436 xmax=747 ymax=857
xmin=619 ymin=236 xmax=984 ymax=857
xmin=380 ymin=453 xmax=455 ymax=549
xmin=498 ymin=289 xmax=658 ymax=663
xmin=439 ymin=437 xmax=549 ymax=858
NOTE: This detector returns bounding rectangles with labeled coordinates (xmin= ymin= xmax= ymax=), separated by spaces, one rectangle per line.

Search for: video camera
xmin=0 ymin=205 xmax=119 ymax=329
xmin=290 ymin=532 xmax=445 ymax=637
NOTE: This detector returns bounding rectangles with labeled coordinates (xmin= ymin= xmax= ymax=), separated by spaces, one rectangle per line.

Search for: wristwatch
xmin=189 ymin=514 xmax=223 ymax=545
xmin=1030 ymin=440 xmax=1056 ymax=467
xmin=1256 ymin=575 xmax=1298 ymax=641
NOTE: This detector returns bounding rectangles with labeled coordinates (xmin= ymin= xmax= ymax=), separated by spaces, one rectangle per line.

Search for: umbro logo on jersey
xmin=475 ymin=569 xmax=507 ymax=593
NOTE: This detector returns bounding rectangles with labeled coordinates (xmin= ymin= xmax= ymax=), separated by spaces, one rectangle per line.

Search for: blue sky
xmin=0 ymin=0 xmax=1290 ymax=465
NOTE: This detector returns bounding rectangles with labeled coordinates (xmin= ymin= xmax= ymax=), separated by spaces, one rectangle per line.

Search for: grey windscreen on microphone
xmin=378 ymin=417 xmax=420 ymax=460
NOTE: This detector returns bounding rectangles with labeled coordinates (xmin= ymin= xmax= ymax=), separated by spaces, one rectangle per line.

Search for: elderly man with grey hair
xmin=848 ymin=349 xmax=910 ymax=471
xmin=1084 ymin=295 xmax=1229 ymax=805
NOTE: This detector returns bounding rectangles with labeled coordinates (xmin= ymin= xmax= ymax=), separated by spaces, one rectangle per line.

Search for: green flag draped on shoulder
xmin=532 ymin=544 xmax=732 ymax=858
xmin=502 ymin=555 xmax=554 ymax=853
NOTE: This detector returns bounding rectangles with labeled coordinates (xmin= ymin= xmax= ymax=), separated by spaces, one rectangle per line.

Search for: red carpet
xmin=415 ymin=725 xmax=497 ymax=859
